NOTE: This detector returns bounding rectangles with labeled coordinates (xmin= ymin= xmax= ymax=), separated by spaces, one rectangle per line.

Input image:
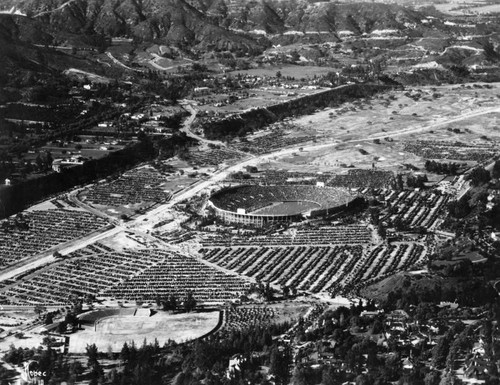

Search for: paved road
xmin=4 ymin=95 xmax=500 ymax=280
xmin=0 ymin=226 xmax=122 ymax=282
xmin=105 ymin=52 xmax=144 ymax=72
xmin=33 ymin=0 xmax=77 ymax=17
xmin=124 ymin=102 xmax=500 ymax=231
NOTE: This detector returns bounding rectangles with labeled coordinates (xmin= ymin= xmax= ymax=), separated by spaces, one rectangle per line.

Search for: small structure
xmin=5 ymin=178 xmax=11 ymax=186
xmin=52 ymin=155 xmax=87 ymax=173
xmin=228 ymin=354 xmax=245 ymax=378
xmin=193 ymin=87 xmax=211 ymax=95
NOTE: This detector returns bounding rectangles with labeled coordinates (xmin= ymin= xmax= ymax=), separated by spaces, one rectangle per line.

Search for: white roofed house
xmin=52 ymin=155 xmax=87 ymax=173
xmin=227 ymin=354 xmax=246 ymax=378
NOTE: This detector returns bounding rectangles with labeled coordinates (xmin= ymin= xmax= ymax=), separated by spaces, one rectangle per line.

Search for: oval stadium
xmin=209 ymin=185 xmax=360 ymax=226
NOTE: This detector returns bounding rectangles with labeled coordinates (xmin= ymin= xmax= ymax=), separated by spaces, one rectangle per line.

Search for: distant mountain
xmin=0 ymin=13 xmax=106 ymax=85
xmin=285 ymin=2 xmax=422 ymax=34
xmin=195 ymin=0 xmax=424 ymax=36
xmin=0 ymin=14 xmax=59 ymax=75
xmin=0 ymin=0 xmax=428 ymax=51
xmin=2 ymin=0 xmax=500 ymax=71
xmin=0 ymin=0 xmax=267 ymax=53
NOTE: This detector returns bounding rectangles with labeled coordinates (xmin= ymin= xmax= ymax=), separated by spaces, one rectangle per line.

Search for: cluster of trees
xmin=469 ymin=166 xmax=491 ymax=187
xmin=424 ymin=160 xmax=460 ymax=175
xmin=33 ymin=151 xmax=53 ymax=173
xmin=281 ymin=285 xmax=298 ymax=299
xmin=158 ymin=112 xmax=188 ymax=131
xmin=230 ymin=171 xmax=252 ymax=180
xmin=103 ymin=321 xmax=292 ymax=385
xmin=156 ymin=132 xmax=197 ymax=160
xmin=3 ymin=344 xmax=84 ymax=384
xmin=391 ymin=174 xmax=405 ymax=190
xmin=56 ymin=312 xmax=80 ymax=334
xmin=253 ymin=281 xmax=275 ymax=301
xmin=0 ymin=133 xmax=156 ymax=218
xmin=383 ymin=275 xmax=497 ymax=310
xmin=171 ymin=323 xmax=292 ymax=385
xmin=3 ymin=286 xmax=500 ymax=385
xmin=1 ymin=213 xmax=31 ymax=232
xmin=0 ymin=97 xmax=148 ymax=183
xmin=339 ymin=59 xmax=387 ymax=84
xmin=406 ymin=174 xmax=428 ymax=189
xmin=156 ymin=292 xmax=197 ymax=313
xmin=290 ymin=303 xmax=424 ymax=385
xmin=202 ymin=83 xmax=389 ymax=141
xmin=447 ymin=195 xmax=472 ymax=219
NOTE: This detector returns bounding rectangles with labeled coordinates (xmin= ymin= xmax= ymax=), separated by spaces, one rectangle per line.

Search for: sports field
xmin=251 ymin=201 xmax=321 ymax=215
xmin=69 ymin=310 xmax=221 ymax=353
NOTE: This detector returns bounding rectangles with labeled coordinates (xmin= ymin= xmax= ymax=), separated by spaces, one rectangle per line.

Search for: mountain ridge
xmin=0 ymin=0 xmax=430 ymax=52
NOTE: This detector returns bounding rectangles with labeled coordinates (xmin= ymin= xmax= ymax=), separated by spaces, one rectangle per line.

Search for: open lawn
xmin=227 ymin=65 xmax=335 ymax=79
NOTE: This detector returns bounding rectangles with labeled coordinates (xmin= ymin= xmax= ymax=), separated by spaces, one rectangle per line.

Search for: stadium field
xmin=251 ymin=201 xmax=321 ymax=215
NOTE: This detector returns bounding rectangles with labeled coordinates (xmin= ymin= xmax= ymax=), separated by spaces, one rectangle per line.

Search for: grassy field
xmin=69 ymin=310 xmax=221 ymax=353
xmin=194 ymin=87 xmax=326 ymax=114
xmin=227 ymin=65 xmax=335 ymax=79
xmin=251 ymin=201 xmax=321 ymax=215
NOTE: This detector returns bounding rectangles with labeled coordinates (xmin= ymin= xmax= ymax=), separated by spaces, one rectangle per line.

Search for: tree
xmin=270 ymin=345 xmax=292 ymax=385
xmin=44 ymin=313 xmax=54 ymax=325
xmin=431 ymin=336 xmax=450 ymax=369
xmin=86 ymin=343 xmax=103 ymax=385
xmin=42 ymin=336 xmax=56 ymax=347
xmin=120 ymin=342 xmax=130 ymax=364
xmin=291 ymin=364 xmax=314 ymax=385
xmin=191 ymin=62 xmax=208 ymax=73
xmin=44 ymin=151 xmax=53 ymax=170
xmin=86 ymin=344 xmax=99 ymax=369
xmin=183 ymin=292 xmax=197 ymax=312
xmin=424 ymin=370 xmax=441 ymax=385
xmin=194 ymin=340 xmax=211 ymax=371
xmin=492 ymin=160 xmax=500 ymax=179
xmin=57 ymin=321 xmax=67 ymax=334
xmin=396 ymin=174 xmax=404 ymax=190
xmin=35 ymin=154 xmax=43 ymax=170
xmin=369 ymin=207 xmax=380 ymax=225
xmin=448 ymin=196 xmax=471 ymax=219
xmin=166 ymin=294 xmax=177 ymax=312
xmin=377 ymin=223 xmax=386 ymax=239
xmin=322 ymin=365 xmax=340 ymax=385
xmin=264 ymin=282 xmax=274 ymax=301
xmin=345 ymin=343 xmax=365 ymax=374
xmin=282 ymin=285 xmax=290 ymax=299
xmin=469 ymin=166 xmax=491 ymax=186
xmin=34 ymin=304 xmax=47 ymax=317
